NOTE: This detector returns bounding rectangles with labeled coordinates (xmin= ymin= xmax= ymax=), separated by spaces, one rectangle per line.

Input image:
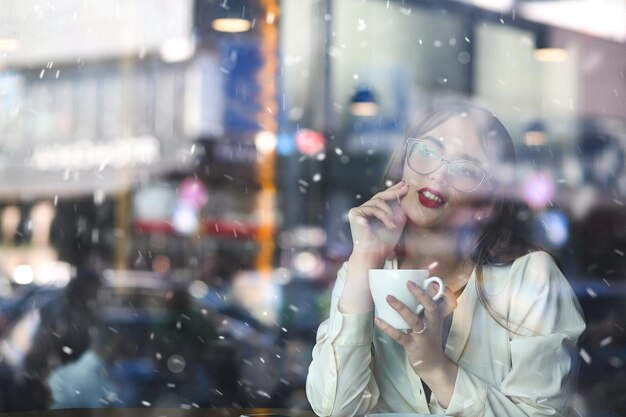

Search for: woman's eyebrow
xmin=421 ymin=136 xmax=484 ymax=166
xmin=458 ymin=153 xmax=483 ymax=166
xmin=421 ymin=136 xmax=444 ymax=149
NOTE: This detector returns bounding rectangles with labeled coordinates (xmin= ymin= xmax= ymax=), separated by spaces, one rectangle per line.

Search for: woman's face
xmin=399 ymin=116 xmax=494 ymax=230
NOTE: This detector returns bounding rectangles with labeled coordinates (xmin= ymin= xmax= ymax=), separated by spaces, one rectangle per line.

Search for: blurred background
xmin=0 ymin=0 xmax=624 ymax=415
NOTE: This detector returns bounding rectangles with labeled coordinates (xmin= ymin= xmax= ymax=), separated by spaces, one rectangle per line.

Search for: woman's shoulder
xmin=510 ymin=250 xmax=562 ymax=279
xmin=493 ymin=252 xmax=584 ymax=336
xmin=483 ymin=251 xmax=566 ymax=292
xmin=487 ymin=250 xmax=558 ymax=274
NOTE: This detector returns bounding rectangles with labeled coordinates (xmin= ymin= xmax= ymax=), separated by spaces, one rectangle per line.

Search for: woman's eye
xmin=457 ymin=164 xmax=481 ymax=178
xmin=417 ymin=144 xmax=438 ymax=158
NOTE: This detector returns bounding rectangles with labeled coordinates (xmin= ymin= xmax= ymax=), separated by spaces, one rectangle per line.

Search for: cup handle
xmin=415 ymin=276 xmax=445 ymax=315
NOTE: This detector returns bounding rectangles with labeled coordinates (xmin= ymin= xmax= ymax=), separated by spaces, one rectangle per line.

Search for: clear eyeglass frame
xmin=405 ymin=138 xmax=491 ymax=193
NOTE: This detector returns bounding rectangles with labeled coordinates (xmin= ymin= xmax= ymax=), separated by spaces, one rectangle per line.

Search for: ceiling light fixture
xmin=534 ymin=47 xmax=568 ymax=62
xmin=211 ymin=0 xmax=253 ymax=33
xmin=350 ymin=85 xmax=379 ymax=117
xmin=534 ymin=28 xmax=568 ymax=63
xmin=524 ymin=120 xmax=547 ymax=146
xmin=212 ymin=17 xmax=252 ymax=33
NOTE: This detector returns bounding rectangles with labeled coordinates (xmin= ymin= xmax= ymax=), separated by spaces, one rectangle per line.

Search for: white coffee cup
xmin=369 ymin=269 xmax=445 ymax=330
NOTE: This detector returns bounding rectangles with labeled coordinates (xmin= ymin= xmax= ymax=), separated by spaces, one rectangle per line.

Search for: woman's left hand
xmin=374 ymin=282 xmax=457 ymax=376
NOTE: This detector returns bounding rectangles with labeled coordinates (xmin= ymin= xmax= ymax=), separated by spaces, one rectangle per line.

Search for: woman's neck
xmin=399 ymin=226 xmax=474 ymax=293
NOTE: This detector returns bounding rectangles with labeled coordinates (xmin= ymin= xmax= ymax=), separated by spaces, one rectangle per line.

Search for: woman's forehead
xmin=422 ymin=117 xmax=483 ymax=154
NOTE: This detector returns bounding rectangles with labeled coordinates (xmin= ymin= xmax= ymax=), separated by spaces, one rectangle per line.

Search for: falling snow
xmin=580 ymin=348 xmax=592 ymax=364
xmin=0 ymin=1 xmax=622 ymax=413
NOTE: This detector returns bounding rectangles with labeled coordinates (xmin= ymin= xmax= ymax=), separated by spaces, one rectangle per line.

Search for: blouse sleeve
xmin=433 ymin=251 xmax=586 ymax=417
xmin=306 ymin=262 xmax=380 ymax=417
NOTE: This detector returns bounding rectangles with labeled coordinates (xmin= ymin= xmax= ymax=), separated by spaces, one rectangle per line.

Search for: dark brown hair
xmin=381 ymin=102 xmax=536 ymax=331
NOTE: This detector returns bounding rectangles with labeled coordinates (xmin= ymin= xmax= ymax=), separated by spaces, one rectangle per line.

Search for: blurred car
xmin=0 ymin=270 xmax=288 ymax=411
xmin=0 ymin=283 xmax=63 ymax=339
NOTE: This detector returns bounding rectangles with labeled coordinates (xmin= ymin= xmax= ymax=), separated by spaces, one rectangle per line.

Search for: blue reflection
xmin=277 ymin=132 xmax=295 ymax=156
xmin=538 ymin=210 xmax=569 ymax=248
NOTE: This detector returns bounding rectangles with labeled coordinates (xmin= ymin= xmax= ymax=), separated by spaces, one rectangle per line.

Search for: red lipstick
xmin=417 ymin=187 xmax=445 ymax=208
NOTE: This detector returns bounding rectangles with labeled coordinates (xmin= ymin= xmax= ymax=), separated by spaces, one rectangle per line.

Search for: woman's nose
xmin=429 ymin=161 xmax=450 ymax=186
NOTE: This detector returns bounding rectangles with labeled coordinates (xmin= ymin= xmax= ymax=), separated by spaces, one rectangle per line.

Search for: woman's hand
xmin=339 ymin=181 xmax=408 ymax=314
xmin=348 ymin=181 xmax=408 ymax=266
xmin=374 ymin=284 xmax=459 ymax=407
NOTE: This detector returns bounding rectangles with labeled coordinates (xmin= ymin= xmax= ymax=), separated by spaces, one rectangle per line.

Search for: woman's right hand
xmin=348 ymin=181 xmax=409 ymax=265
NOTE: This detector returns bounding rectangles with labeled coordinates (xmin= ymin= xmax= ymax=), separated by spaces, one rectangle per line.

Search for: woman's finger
xmin=372 ymin=181 xmax=409 ymax=202
xmin=349 ymin=205 xmax=397 ymax=230
xmin=387 ymin=180 xmax=407 ymax=189
xmin=373 ymin=184 xmax=409 ymax=202
xmin=385 ymin=295 xmax=424 ymax=331
xmin=374 ymin=317 xmax=409 ymax=346
xmin=364 ymin=197 xmax=394 ymax=220
xmin=407 ymin=281 xmax=439 ymax=318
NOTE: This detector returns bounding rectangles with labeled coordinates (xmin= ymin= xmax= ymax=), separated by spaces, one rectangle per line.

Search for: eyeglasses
xmin=405 ymin=138 xmax=490 ymax=193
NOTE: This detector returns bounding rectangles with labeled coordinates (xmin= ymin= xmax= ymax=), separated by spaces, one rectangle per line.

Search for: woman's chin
xmin=404 ymin=211 xmax=447 ymax=230
xmin=404 ymin=209 xmax=475 ymax=232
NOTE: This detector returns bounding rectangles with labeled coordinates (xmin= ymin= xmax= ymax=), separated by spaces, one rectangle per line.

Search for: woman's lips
xmin=417 ymin=187 xmax=445 ymax=208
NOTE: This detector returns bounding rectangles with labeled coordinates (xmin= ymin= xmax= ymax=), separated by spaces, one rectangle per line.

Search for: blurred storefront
xmin=0 ymin=0 xmax=624 ymax=414
xmin=0 ymin=0 xmax=277 ymax=283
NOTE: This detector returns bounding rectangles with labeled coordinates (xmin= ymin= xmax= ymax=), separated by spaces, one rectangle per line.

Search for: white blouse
xmin=306 ymin=251 xmax=586 ymax=417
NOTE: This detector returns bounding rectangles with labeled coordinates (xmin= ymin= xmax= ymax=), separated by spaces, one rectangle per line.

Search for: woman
xmin=306 ymin=102 xmax=585 ymax=417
